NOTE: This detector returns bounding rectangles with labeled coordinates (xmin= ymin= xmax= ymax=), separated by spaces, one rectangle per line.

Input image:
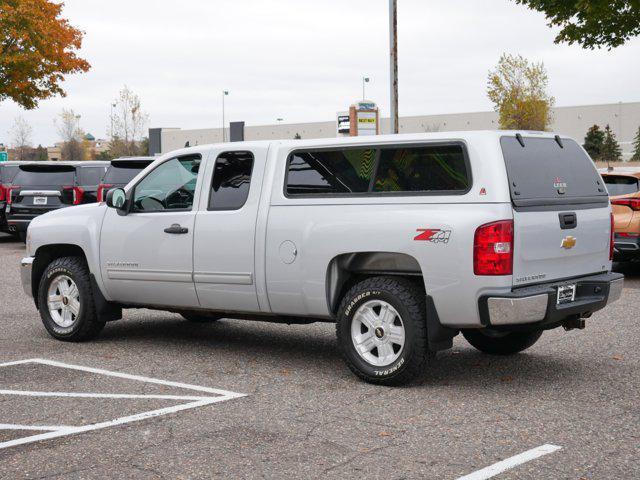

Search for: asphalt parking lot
xmin=0 ymin=232 xmax=638 ymax=479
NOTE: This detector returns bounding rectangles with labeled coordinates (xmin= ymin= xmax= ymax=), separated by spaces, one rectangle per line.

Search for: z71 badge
xmin=414 ymin=229 xmax=451 ymax=244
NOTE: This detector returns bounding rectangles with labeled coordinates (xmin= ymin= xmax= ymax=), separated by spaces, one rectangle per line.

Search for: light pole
xmin=222 ymin=90 xmax=229 ymax=142
xmin=110 ymin=102 xmax=116 ymax=138
xmin=362 ymin=77 xmax=370 ymax=100
xmin=389 ymin=0 xmax=398 ymax=134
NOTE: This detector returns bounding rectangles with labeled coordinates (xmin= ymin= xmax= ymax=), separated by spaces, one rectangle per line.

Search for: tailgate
xmin=501 ymin=135 xmax=611 ymax=286
xmin=513 ymin=207 xmax=611 ymax=286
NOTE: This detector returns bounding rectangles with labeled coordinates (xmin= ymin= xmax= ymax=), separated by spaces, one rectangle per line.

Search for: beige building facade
xmin=155 ymin=101 xmax=640 ymax=160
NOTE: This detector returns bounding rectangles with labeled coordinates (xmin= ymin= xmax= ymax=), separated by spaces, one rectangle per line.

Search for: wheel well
xmin=32 ymin=244 xmax=88 ymax=303
xmin=326 ymin=252 xmax=424 ymax=315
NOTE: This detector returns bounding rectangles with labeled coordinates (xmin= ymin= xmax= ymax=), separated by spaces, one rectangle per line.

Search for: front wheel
xmin=336 ymin=276 xmax=433 ymax=386
xmin=462 ymin=328 xmax=543 ymax=355
xmin=37 ymin=256 xmax=105 ymax=341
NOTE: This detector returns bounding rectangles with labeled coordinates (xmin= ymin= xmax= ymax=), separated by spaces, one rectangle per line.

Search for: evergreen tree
xmin=601 ymin=124 xmax=622 ymax=163
xmin=35 ymin=144 xmax=48 ymax=161
xmin=583 ymin=124 xmax=604 ymax=161
xmin=631 ymin=126 xmax=640 ymax=162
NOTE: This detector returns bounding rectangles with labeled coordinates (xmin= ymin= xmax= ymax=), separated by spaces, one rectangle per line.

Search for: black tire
xmin=336 ymin=276 xmax=433 ymax=386
xmin=181 ymin=312 xmax=221 ymax=323
xmin=37 ymin=256 xmax=105 ymax=341
xmin=462 ymin=328 xmax=543 ymax=355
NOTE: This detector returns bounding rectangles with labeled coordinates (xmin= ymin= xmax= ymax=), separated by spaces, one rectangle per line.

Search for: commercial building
xmin=151 ymin=101 xmax=640 ymax=160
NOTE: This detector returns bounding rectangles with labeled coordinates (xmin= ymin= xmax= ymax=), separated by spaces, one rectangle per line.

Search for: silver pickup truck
xmin=21 ymin=131 xmax=623 ymax=385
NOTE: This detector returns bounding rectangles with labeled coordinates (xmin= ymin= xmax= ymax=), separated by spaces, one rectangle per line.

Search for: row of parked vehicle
xmin=0 ymin=157 xmax=154 ymax=241
xmin=600 ymin=168 xmax=640 ymax=262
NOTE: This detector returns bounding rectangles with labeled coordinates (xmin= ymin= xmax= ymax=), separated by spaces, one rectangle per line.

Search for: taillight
xmin=63 ymin=186 xmax=84 ymax=205
xmin=610 ymin=213 xmax=615 ymax=261
xmin=611 ymin=198 xmax=640 ymax=211
xmin=0 ymin=184 xmax=5 ymax=202
xmin=474 ymin=220 xmax=514 ymax=276
xmin=97 ymin=184 xmax=113 ymax=202
xmin=6 ymin=186 xmax=20 ymax=205
xmin=618 ymin=232 xmax=640 ymax=238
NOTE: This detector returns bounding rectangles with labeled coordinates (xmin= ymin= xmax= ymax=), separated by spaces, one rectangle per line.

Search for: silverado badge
xmin=561 ymin=236 xmax=577 ymax=249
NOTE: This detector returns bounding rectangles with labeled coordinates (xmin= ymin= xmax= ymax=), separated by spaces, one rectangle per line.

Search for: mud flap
xmin=90 ymin=274 xmax=122 ymax=322
xmin=426 ymin=296 xmax=458 ymax=352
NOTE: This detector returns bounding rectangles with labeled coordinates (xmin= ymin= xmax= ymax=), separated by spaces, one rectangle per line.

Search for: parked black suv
xmin=97 ymin=157 xmax=154 ymax=202
xmin=0 ymin=161 xmax=24 ymax=234
xmin=6 ymin=161 xmax=108 ymax=241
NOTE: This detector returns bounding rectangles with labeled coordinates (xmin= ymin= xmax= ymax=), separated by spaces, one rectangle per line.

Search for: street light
xmin=222 ymin=90 xmax=229 ymax=142
xmin=362 ymin=77 xmax=370 ymax=100
xmin=110 ymin=102 xmax=116 ymax=138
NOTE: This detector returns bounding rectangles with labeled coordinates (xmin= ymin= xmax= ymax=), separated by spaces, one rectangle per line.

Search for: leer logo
xmin=561 ymin=236 xmax=577 ymax=249
xmin=414 ymin=229 xmax=451 ymax=243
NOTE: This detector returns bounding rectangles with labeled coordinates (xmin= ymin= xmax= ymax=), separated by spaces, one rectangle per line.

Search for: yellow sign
xmin=561 ymin=236 xmax=577 ymax=249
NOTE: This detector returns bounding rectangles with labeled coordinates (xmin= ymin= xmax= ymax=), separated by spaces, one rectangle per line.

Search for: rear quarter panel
xmin=262 ymin=134 xmax=514 ymax=327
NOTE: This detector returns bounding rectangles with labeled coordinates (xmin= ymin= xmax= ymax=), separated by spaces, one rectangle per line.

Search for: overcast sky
xmin=1 ymin=0 xmax=639 ymax=147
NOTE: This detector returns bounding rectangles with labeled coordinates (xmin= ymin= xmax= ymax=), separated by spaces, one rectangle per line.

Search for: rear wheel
xmin=38 ymin=257 xmax=105 ymax=341
xmin=336 ymin=276 xmax=432 ymax=386
xmin=181 ymin=312 xmax=221 ymax=323
xmin=462 ymin=328 xmax=543 ymax=355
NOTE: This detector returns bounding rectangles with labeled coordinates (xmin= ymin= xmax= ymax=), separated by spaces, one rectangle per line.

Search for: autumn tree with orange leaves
xmin=0 ymin=0 xmax=90 ymax=109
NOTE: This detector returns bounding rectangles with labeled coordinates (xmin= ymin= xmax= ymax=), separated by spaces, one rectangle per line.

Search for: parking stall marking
xmin=0 ymin=358 xmax=247 ymax=451
xmin=456 ymin=444 xmax=562 ymax=480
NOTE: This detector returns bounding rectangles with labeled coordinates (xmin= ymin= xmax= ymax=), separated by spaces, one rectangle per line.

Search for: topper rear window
xmin=500 ymin=136 xmax=607 ymax=207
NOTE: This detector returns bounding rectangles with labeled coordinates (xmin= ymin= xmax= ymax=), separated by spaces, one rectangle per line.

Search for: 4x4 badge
xmin=414 ymin=229 xmax=451 ymax=244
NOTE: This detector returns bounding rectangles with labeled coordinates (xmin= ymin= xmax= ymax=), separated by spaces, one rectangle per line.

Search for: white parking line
xmin=0 ymin=358 xmax=246 ymax=451
xmin=456 ymin=444 xmax=562 ymax=480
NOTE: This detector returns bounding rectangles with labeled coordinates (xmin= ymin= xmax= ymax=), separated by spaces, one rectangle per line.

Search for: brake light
xmin=474 ymin=220 xmax=514 ymax=276
xmin=611 ymin=198 xmax=640 ymax=211
xmin=63 ymin=186 xmax=84 ymax=205
xmin=97 ymin=184 xmax=113 ymax=202
xmin=610 ymin=213 xmax=615 ymax=261
xmin=6 ymin=186 xmax=20 ymax=205
xmin=618 ymin=232 xmax=640 ymax=238
xmin=0 ymin=185 xmax=5 ymax=202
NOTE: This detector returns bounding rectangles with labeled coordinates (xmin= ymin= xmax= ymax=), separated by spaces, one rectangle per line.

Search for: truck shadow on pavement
xmin=89 ymin=315 xmax=593 ymax=391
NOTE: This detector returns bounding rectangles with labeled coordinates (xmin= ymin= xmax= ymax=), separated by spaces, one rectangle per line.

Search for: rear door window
xmin=602 ymin=175 xmax=639 ymax=196
xmin=500 ymin=137 xmax=607 ymax=207
xmin=13 ymin=167 xmax=76 ymax=186
xmin=209 ymin=151 xmax=254 ymax=210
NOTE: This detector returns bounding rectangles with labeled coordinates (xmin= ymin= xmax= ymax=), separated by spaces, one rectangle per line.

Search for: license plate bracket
xmin=33 ymin=197 xmax=48 ymax=205
xmin=557 ymin=284 xmax=577 ymax=305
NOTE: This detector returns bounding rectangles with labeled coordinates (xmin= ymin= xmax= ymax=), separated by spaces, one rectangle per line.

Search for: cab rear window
xmin=500 ymin=136 xmax=607 ymax=207
xmin=602 ymin=175 xmax=639 ymax=197
xmin=103 ymin=164 xmax=148 ymax=184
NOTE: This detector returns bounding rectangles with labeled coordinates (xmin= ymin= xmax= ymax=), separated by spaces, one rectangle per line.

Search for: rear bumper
xmin=614 ymin=234 xmax=640 ymax=261
xmin=21 ymin=256 xmax=34 ymax=298
xmin=479 ymin=272 xmax=624 ymax=327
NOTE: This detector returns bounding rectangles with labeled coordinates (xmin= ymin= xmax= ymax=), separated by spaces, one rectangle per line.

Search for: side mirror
xmin=106 ymin=188 xmax=127 ymax=212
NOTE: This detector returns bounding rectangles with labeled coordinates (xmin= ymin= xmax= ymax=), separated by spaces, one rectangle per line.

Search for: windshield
xmin=13 ymin=167 xmax=75 ymax=187
xmin=603 ymin=175 xmax=640 ymax=197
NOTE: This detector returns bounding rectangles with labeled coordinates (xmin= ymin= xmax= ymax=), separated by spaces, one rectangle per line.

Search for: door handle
xmin=164 ymin=224 xmax=189 ymax=234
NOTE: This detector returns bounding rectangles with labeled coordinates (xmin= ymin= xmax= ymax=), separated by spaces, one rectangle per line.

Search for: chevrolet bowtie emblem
xmin=561 ymin=236 xmax=577 ymax=249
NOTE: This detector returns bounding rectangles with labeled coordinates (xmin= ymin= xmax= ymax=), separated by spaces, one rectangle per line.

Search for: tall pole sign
xmin=389 ymin=0 xmax=399 ymax=134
